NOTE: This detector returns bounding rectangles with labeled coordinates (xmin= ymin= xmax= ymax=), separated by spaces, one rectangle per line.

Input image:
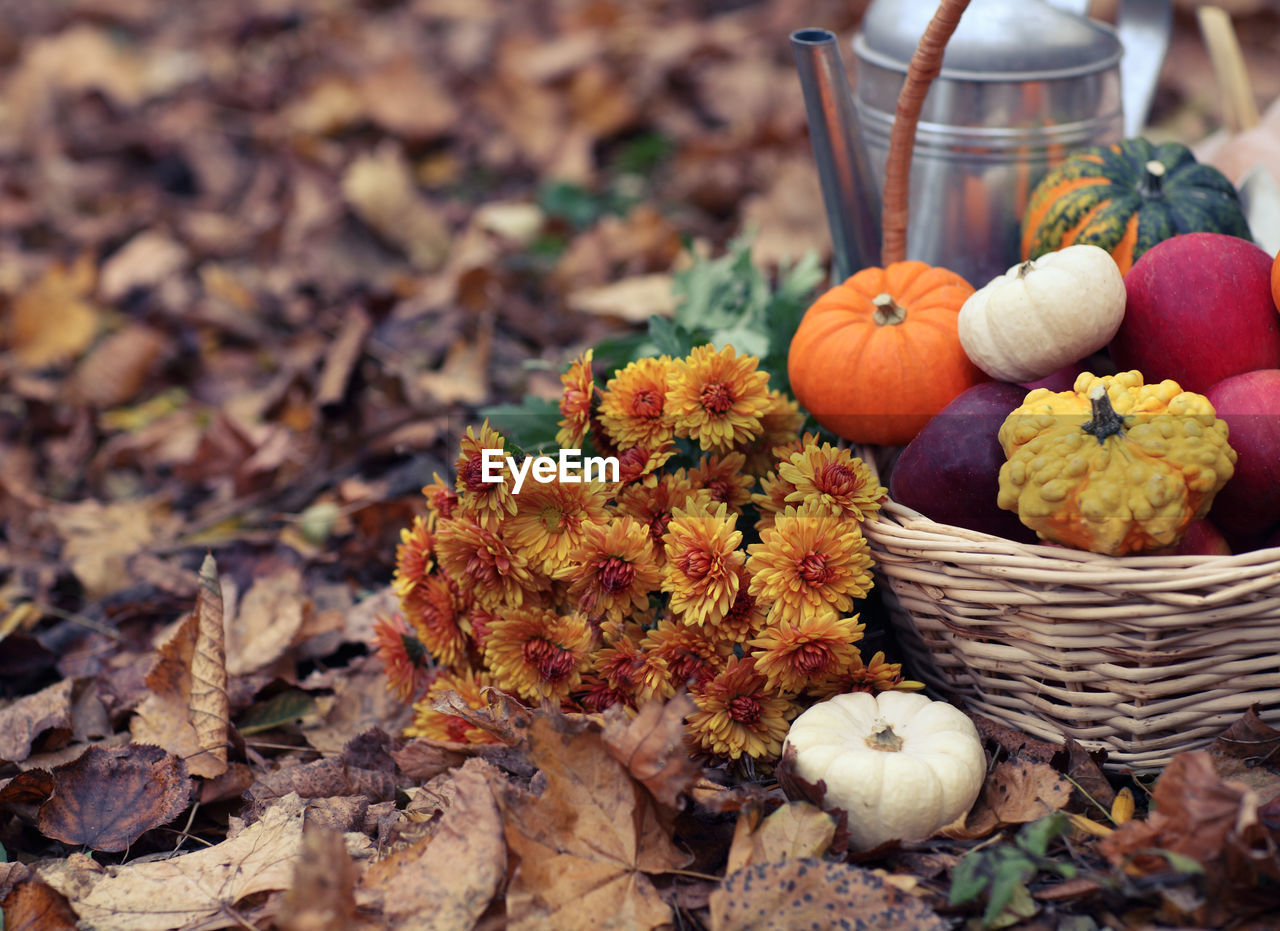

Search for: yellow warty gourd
xmin=996 ymin=371 xmax=1236 ymax=555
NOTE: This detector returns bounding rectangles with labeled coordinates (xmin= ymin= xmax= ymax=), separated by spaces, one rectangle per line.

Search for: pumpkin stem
xmin=871 ymin=293 xmax=906 ymax=326
xmin=1081 ymin=385 xmax=1125 ymax=444
xmin=1016 ymin=260 xmax=1035 ymax=278
xmin=1140 ymin=160 xmax=1166 ymax=197
xmin=865 ymin=718 xmax=905 ymax=752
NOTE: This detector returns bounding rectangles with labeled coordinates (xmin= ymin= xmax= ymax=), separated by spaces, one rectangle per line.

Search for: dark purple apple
xmin=1164 ymin=519 xmax=1232 ymax=557
xmin=1019 ymin=353 xmax=1117 ymax=393
xmin=1205 ymin=369 xmax=1280 ymax=536
xmin=1111 ymin=233 xmax=1280 ymax=394
xmin=889 ymin=381 xmax=1039 ymax=543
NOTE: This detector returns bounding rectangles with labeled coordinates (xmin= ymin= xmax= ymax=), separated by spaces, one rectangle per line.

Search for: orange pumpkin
xmin=787 ymin=262 xmax=987 ymax=446
xmin=1272 ymin=249 xmax=1280 ymax=313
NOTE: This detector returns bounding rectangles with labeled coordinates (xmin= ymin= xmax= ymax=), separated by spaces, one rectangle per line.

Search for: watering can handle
xmin=1044 ymin=0 xmax=1173 ymax=139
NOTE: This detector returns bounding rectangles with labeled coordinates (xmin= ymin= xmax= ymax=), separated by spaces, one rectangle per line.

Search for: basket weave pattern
xmin=863 ymin=498 xmax=1280 ymax=771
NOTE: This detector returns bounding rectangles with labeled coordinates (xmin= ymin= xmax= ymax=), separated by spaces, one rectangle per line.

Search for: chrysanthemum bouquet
xmin=374 ymin=338 xmax=923 ymax=765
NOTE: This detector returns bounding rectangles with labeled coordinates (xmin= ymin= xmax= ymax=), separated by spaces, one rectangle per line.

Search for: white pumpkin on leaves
xmin=957 ymin=243 xmax=1126 ymax=383
xmin=780 ymin=691 xmax=986 ymax=851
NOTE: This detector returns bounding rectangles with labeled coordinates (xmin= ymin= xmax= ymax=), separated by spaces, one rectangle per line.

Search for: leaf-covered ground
xmin=3 ymin=0 xmax=1280 ymax=928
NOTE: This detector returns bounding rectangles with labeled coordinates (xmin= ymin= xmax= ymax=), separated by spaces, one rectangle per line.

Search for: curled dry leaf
xmin=944 ymin=759 xmax=1072 ymax=841
xmin=358 ymin=758 xmax=506 ymax=931
xmin=709 ymin=858 xmax=946 ymax=931
xmin=601 ymin=692 xmax=701 ymax=809
xmin=38 ymin=744 xmax=193 ymax=853
xmin=278 ymin=822 xmax=360 ymax=931
xmin=0 ymin=678 xmax=74 ymax=765
xmin=497 ymin=710 xmax=691 ymax=930
xmin=129 ymin=554 xmax=229 ymax=779
xmin=37 ymin=793 xmax=307 ymax=931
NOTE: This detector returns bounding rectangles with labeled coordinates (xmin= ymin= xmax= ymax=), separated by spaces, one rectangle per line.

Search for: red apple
xmin=1205 ymin=369 xmax=1280 ymax=536
xmin=1111 ymin=233 xmax=1280 ymax=393
xmin=889 ymin=381 xmax=1039 ymax=543
xmin=1166 ymin=519 xmax=1232 ymax=557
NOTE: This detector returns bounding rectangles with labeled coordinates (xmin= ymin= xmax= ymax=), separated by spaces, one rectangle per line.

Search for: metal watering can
xmin=793 ymin=0 xmax=1172 ymax=286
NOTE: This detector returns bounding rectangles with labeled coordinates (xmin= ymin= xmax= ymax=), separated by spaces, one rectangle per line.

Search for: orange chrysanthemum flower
xmin=372 ymin=612 xmax=433 ymax=703
xmin=505 ymin=478 xmax=612 ymax=578
xmin=463 ymin=603 xmax=500 ymax=654
xmin=750 ymin=469 xmax=797 ymax=535
xmin=639 ymin=615 xmax=731 ymax=700
xmin=749 ymin=612 xmax=866 ymax=695
xmin=689 ymin=451 xmax=755 ymax=516
xmin=392 ymin=516 xmax=434 ymax=601
xmin=747 ymin=506 xmax=875 ymax=624
xmin=584 ymin=625 xmax=655 ymax=711
xmin=435 ymin=516 xmax=544 ymax=609
xmin=566 ymin=518 xmax=662 ymax=620
xmin=615 ymin=472 xmax=713 ymax=564
xmin=666 ymin=345 xmax=771 ymax=450
xmin=778 ymin=443 xmax=885 ymax=522
xmin=736 ymin=390 xmax=806 ymax=477
xmin=686 ymin=657 xmax=796 ymax=760
xmin=807 ymin=650 xmax=926 ymax=699
xmin=454 ymin=421 xmax=518 ymax=527
xmin=422 ymin=472 xmax=459 ymax=527
xmin=598 ymin=356 xmax=676 ymax=449
xmin=614 ymin=439 xmax=677 ymax=484
xmin=483 ymin=608 xmax=594 ymax=703
xmin=402 ymin=571 xmax=469 ymax=670
xmin=662 ymin=503 xmax=745 ymax=627
xmin=706 ymin=563 xmax=768 ymax=646
xmin=555 ymin=349 xmax=596 ymax=449
xmin=405 ymin=667 xmax=502 ymax=745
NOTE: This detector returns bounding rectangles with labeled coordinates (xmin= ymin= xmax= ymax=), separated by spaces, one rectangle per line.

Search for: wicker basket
xmin=845 ymin=0 xmax=1280 ymax=772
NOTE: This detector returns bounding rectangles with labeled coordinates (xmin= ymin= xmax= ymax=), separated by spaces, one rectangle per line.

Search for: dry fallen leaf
xmin=414 ymin=325 xmax=493 ymax=407
xmin=5 ymin=253 xmax=101 ymax=370
xmin=68 ymin=323 xmax=170 ymax=409
xmin=278 ymin=822 xmax=361 ymax=931
xmin=358 ymin=757 xmax=507 ymax=930
xmin=50 ymin=496 xmax=177 ymax=600
xmin=944 ymin=758 xmax=1072 ymax=841
xmin=38 ymin=744 xmax=193 ymax=853
xmin=97 ymin=230 xmax=190 ymax=303
xmin=566 ymin=273 xmax=676 ymax=322
xmin=709 ymin=858 xmax=946 ymax=931
xmin=0 ymin=878 xmax=79 ymax=931
xmin=38 ymin=793 xmax=308 ymax=931
xmin=129 ymin=554 xmax=229 ymax=778
xmin=498 ymin=710 xmax=691 ymax=930
xmin=724 ymin=801 xmax=838 ymax=876
xmin=0 ymin=678 xmax=74 ymax=765
xmin=225 ymin=566 xmax=307 ymax=677
xmin=602 ymin=693 xmax=701 ymax=809
xmin=342 ymin=142 xmax=451 ymax=271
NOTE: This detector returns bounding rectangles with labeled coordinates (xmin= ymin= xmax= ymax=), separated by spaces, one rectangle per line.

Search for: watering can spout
xmin=791 ymin=28 xmax=881 ymax=282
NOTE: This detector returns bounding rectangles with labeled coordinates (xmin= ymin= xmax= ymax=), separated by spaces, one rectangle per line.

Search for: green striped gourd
xmin=1021 ymin=138 xmax=1252 ymax=275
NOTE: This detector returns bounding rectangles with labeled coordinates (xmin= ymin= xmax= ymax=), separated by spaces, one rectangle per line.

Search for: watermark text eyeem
xmin=481 ymin=448 xmax=619 ymax=493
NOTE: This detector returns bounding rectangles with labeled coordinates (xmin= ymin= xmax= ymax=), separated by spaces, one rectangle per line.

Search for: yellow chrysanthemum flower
xmin=482 ymin=608 xmax=594 ymax=703
xmin=749 ymin=612 xmax=866 ymax=695
xmin=689 ymin=451 xmax=755 ymax=516
xmin=777 ymin=443 xmax=885 ymax=522
xmin=435 ymin=516 xmax=545 ymax=610
xmin=638 ymin=615 xmax=731 ymax=700
xmin=736 ymin=390 xmax=806 ymax=477
xmin=615 ymin=472 xmax=713 ymax=565
xmin=405 ymin=667 xmax=502 ymax=745
xmin=665 ymin=344 xmax=771 ymax=450
xmin=371 ymin=612 xmax=432 ymax=703
xmin=662 ymin=503 xmax=745 ymax=627
xmin=504 ymin=478 xmax=612 ymax=578
xmin=614 ymin=439 xmax=677 ymax=484
xmin=555 ymin=349 xmax=596 ymax=449
xmin=598 ymin=356 xmax=676 ymax=450
xmin=806 ymin=650 xmax=926 ymax=700
xmin=421 ymin=472 xmax=459 ymax=528
xmin=454 ymin=421 xmax=518 ymax=528
xmin=392 ymin=516 xmax=434 ymax=601
xmin=686 ymin=657 xmax=797 ymax=761
xmin=705 ymin=563 xmax=768 ymax=646
xmin=566 ymin=518 xmax=663 ymax=621
xmin=747 ymin=505 xmax=875 ymax=624
xmin=402 ymin=571 xmax=469 ymax=671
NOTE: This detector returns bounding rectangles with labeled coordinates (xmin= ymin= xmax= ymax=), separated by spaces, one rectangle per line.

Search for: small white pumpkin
xmin=957 ymin=243 xmax=1126 ymax=383
xmin=781 ymin=691 xmax=985 ymax=851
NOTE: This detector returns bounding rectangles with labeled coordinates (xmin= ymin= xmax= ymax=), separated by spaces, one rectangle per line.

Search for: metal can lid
xmin=853 ymin=0 xmax=1122 ymax=81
